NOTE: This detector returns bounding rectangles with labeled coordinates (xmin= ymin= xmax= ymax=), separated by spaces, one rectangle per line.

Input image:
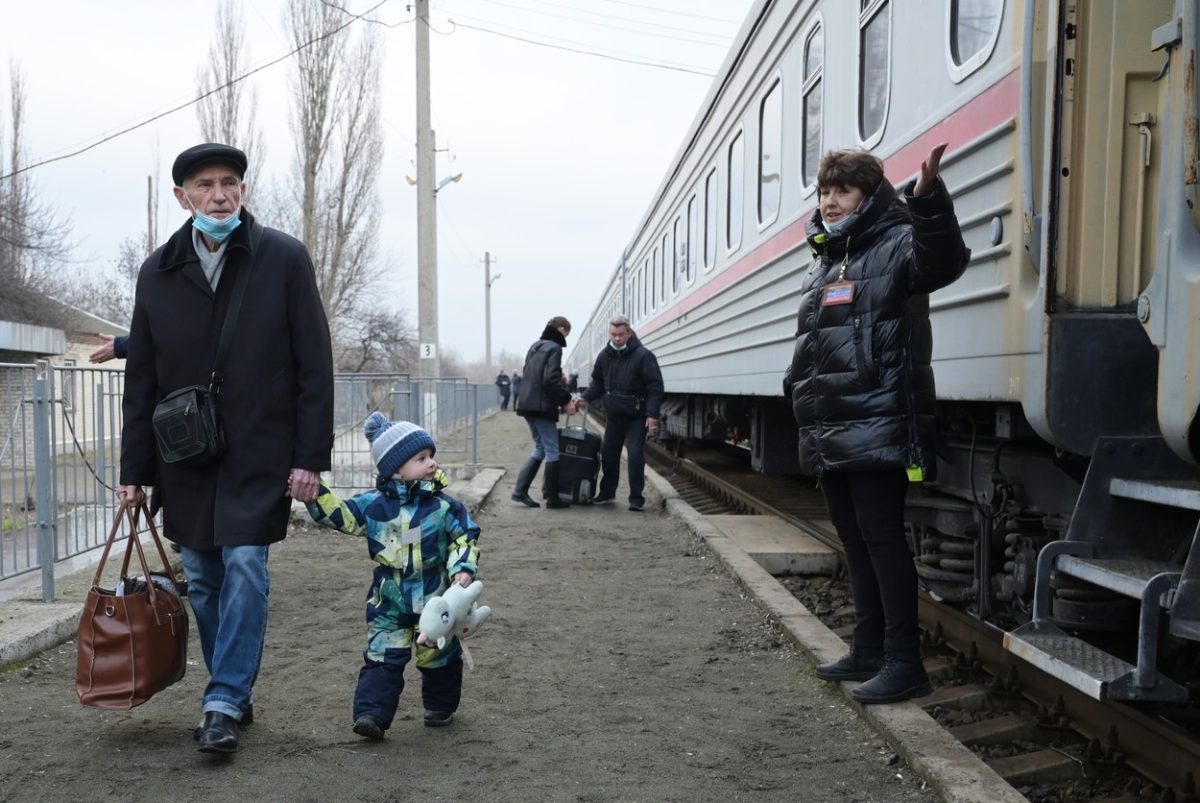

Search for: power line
xmin=443 ymin=16 xmax=716 ymax=77
xmin=593 ymin=0 xmax=742 ymax=25
xmin=318 ymin=0 xmax=414 ymax=27
xmin=0 ymin=0 xmax=387 ymax=181
xmin=468 ymin=0 xmax=730 ymax=47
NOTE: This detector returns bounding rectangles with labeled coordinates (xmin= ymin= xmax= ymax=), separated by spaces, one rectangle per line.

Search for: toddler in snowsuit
xmin=306 ymin=413 xmax=481 ymax=738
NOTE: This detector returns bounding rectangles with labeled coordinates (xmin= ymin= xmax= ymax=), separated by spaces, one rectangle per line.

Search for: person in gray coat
xmin=119 ymin=143 xmax=334 ymax=753
xmin=784 ymin=143 xmax=968 ymax=705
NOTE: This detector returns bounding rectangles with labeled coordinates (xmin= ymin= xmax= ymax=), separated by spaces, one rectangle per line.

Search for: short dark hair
xmin=546 ymin=315 xmax=571 ymax=333
xmin=817 ymin=149 xmax=884 ymax=197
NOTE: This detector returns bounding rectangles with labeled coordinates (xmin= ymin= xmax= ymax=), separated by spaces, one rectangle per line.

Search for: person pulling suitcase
xmin=512 ymin=316 xmax=578 ymax=509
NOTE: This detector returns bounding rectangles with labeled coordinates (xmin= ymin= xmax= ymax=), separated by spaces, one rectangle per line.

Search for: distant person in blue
xmin=783 ymin=143 xmax=968 ymax=705
xmin=494 ymin=370 xmax=511 ymax=411
xmin=306 ymin=414 xmax=480 ymax=739
xmin=88 ymin=334 xmax=129 ymax=363
xmin=510 ymin=372 xmax=522 ymax=410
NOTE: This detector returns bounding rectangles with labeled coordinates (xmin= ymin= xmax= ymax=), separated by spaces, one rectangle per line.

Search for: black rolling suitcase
xmin=557 ymin=415 xmax=601 ymax=504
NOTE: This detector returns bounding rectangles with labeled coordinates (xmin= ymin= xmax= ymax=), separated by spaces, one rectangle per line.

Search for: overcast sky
xmin=0 ymin=0 xmax=754 ymax=368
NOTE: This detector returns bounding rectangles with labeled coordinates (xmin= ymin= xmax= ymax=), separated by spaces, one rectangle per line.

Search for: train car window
xmin=654 ymin=244 xmax=664 ymax=306
xmin=640 ymin=263 xmax=647 ymax=317
xmin=673 ymin=216 xmax=684 ymax=294
xmin=758 ymin=78 xmax=782 ymax=226
xmin=858 ymin=0 xmax=891 ymax=145
xmin=645 ymin=257 xmax=654 ymax=311
xmin=947 ymin=0 xmax=1003 ymax=81
xmin=662 ymin=229 xmax=673 ymax=298
xmin=727 ymin=130 xmax=745 ymax=251
xmin=686 ymin=195 xmax=699 ymax=284
xmin=802 ymin=23 xmax=824 ymax=189
xmin=704 ymin=167 xmax=717 ymax=270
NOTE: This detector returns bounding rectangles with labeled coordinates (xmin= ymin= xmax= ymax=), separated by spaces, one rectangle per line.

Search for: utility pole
xmin=415 ymin=0 xmax=439 ymax=380
xmin=482 ymin=252 xmax=500 ymax=371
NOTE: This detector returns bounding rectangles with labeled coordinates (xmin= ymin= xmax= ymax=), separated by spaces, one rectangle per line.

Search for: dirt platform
xmin=0 ymin=412 xmax=934 ymax=802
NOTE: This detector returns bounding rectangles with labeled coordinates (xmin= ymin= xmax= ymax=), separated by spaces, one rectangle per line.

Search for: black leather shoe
xmin=591 ymin=493 xmax=615 ymax=505
xmin=815 ymin=646 xmax=884 ymax=682
xmin=850 ymin=652 xmax=932 ymax=705
xmin=197 ymin=711 xmax=240 ymax=753
xmin=194 ymin=703 xmax=252 ymax=741
xmin=511 ymin=492 xmax=540 ymax=508
xmin=628 ymin=500 xmax=644 ymax=511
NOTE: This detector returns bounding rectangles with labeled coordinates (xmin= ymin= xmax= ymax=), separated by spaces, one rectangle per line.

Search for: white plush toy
xmin=417 ymin=580 xmax=492 ymax=668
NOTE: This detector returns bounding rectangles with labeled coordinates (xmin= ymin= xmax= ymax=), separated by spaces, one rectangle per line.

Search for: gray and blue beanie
xmin=364 ymin=412 xmax=436 ymax=479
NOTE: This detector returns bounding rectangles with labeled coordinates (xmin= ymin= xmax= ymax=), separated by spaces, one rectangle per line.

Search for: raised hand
xmin=913 ymin=142 xmax=948 ymax=197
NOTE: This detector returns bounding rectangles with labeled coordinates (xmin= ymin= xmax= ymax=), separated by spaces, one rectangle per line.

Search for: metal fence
xmin=0 ymin=361 xmax=496 ymax=600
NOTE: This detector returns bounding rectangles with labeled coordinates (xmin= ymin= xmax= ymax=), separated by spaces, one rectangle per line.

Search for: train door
xmin=1054 ymin=0 xmax=1169 ymax=309
xmin=1040 ymin=0 xmax=1172 ymax=457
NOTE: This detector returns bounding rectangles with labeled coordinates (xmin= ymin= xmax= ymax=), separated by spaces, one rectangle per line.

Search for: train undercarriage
xmin=658 ymin=392 xmax=1200 ymax=703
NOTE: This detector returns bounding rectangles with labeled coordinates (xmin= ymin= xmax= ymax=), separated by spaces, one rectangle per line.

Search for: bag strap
xmin=117 ymin=501 xmax=179 ymax=586
xmin=209 ymin=221 xmax=261 ymax=394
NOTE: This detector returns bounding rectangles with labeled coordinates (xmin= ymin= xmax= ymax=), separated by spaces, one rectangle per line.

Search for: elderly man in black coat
xmin=119 ymin=143 xmax=334 ymax=754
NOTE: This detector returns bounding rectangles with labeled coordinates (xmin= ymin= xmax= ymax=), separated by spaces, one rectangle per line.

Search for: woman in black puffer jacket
xmin=512 ymin=316 xmax=575 ymax=509
xmin=784 ymin=143 xmax=969 ymax=704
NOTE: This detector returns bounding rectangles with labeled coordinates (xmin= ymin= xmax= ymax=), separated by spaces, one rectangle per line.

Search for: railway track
xmin=644 ymin=439 xmax=1200 ymax=803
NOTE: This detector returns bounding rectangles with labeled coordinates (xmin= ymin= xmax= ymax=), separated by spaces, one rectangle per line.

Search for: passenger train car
xmin=566 ymin=0 xmax=1200 ymax=703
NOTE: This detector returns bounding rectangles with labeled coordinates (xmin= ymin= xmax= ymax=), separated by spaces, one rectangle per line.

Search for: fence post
xmin=471 ymin=384 xmax=478 ymax=465
xmin=32 ymin=360 xmax=56 ymax=602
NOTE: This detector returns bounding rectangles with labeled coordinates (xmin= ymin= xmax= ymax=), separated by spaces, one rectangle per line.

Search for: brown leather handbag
xmin=75 ymin=501 xmax=189 ymax=710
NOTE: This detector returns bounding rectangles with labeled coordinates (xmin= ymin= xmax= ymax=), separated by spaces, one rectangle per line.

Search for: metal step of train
xmin=1003 ymin=524 xmax=1189 ymax=703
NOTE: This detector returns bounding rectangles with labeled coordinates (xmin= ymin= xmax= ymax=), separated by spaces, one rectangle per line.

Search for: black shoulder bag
xmin=151 ymin=224 xmax=260 ymax=466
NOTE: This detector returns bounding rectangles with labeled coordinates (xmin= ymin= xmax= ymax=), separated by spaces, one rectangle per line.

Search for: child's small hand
xmin=453 ymin=571 xmax=472 ymax=588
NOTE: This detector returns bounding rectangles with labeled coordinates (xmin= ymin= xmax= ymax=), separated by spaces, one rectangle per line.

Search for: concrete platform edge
xmin=646 ymin=466 xmax=1026 ymax=803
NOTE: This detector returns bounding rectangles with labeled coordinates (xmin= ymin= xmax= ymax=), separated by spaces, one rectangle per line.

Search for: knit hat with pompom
xmin=364 ymin=412 xmax=436 ymax=479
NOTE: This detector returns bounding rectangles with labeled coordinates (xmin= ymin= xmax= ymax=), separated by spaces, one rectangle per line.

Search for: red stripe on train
xmin=636 ymin=69 xmax=1020 ymax=339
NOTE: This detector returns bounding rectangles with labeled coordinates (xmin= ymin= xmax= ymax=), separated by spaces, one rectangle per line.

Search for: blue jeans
xmin=180 ymin=545 xmax=271 ymax=720
xmin=525 ymin=417 xmax=560 ymax=462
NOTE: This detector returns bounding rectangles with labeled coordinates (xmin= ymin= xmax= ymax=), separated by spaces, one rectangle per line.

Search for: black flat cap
xmin=171 ymin=143 xmax=248 ymax=186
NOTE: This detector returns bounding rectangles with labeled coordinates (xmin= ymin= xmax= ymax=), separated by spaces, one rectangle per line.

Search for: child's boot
xmin=352 ymin=715 xmax=385 ymax=740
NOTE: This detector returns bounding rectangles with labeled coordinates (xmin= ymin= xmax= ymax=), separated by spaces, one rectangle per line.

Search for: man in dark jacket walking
xmin=118 ymin=143 xmax=334 ymax=753
xmin=784 ymin=143 xmax=967 ymax=705
xmin=494 ymin=370 xmax=511 ymax=411
xmin=513 ymin=316 xmax=576 ymax=509
xmin=578 ymin=315 xmax=664 ymax=511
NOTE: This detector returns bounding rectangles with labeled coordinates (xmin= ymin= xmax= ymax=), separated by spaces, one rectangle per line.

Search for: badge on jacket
xmin=822 ymin=280 xmax=855 ymax=306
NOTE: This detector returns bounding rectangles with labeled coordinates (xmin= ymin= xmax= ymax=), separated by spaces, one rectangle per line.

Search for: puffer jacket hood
xmin=784 ymin=176 xmax=970 ymax=479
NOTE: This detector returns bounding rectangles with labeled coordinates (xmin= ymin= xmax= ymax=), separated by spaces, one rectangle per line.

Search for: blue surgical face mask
xmin=192 ymin=208 xmax=242 ymax=242
xmin=820 ymin=198 xmax=864 ymax=237
xmin=609 ymin=341 xmax=627 ymax=352
xmin=183 ymin=193 xmax=242 ymax=242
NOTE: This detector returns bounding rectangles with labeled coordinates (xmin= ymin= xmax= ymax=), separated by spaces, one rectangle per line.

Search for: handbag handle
xmin=117 ymin=502 xmax=180 ymax=589
xmin=91 ymin=502 xmax=178 ymax=615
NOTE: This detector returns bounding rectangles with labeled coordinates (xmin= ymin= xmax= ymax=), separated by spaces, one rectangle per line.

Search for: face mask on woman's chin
xmin=821 ymin=203 xmax=862 ymax=236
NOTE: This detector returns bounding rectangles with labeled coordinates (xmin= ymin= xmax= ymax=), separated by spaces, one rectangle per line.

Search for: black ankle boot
xmin=815 ymin=645 xmax=884 ymax=682
xmin=544 ymin=461 xmax=571 ymax=509
xmin=850 ymin=651 xmax=932 ymax=704
xmin=511 ymin=457 xmax=542 ymax=507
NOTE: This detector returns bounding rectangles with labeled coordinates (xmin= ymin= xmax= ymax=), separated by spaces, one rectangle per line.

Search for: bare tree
xmin=55 ymin=237 xmax=142 ymax=327
xmin=336 ymin=304 xmax=417 ymax=374
xmin=195 ymin=0 xmax=264 ymax=195
xmin=0 ymin=60 xmax=71 ymax=325
xmin=283 ymin=0 xmax=384 ymax=325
